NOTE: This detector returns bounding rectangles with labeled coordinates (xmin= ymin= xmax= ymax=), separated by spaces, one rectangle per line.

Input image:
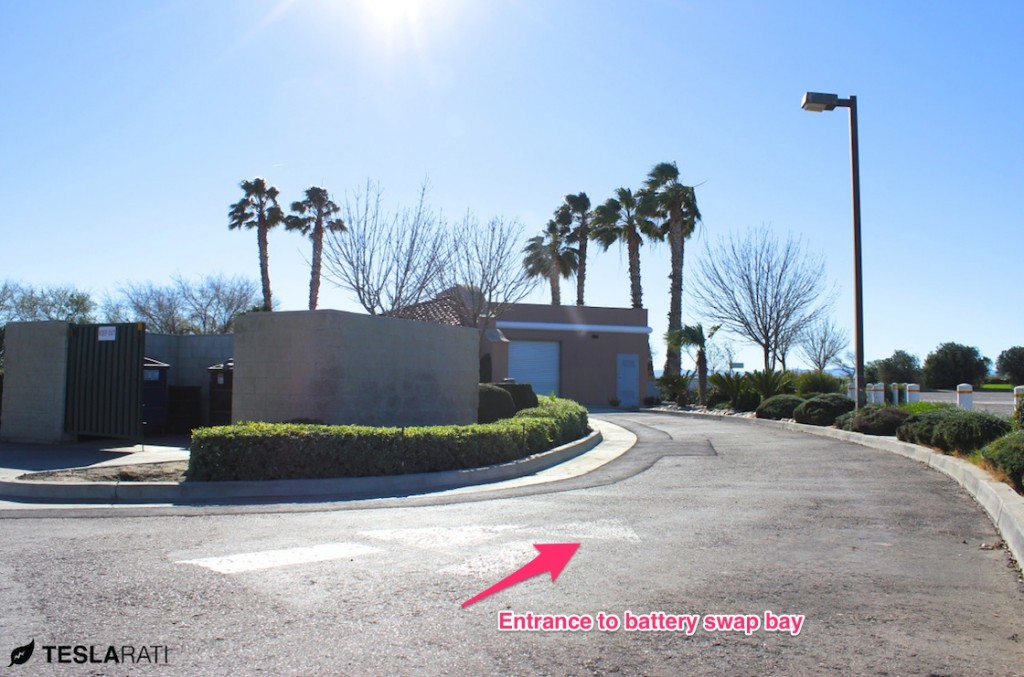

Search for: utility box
xmin=208 ymin=359 xmax=234 ymax=426
xmin=142 ymin=357 xmax=170 ymax=434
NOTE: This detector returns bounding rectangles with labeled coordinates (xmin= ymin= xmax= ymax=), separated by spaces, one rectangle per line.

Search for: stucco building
xmin=391 ymin=291 xmax=653 ymax=407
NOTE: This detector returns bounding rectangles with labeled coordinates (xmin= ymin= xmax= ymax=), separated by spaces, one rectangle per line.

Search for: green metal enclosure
xmin=64 ymin=323 xmax=145 ymax=440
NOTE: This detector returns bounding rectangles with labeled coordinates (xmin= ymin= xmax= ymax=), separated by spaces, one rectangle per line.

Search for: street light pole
xmin=802 ymin=91 xmax=865 ymax=408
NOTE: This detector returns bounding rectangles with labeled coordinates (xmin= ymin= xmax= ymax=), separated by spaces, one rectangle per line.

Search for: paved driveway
xmin=1 ymin=412 xmax=1022 ymax=675
xmin=920 ymin=389 xmax=1018 ymax=415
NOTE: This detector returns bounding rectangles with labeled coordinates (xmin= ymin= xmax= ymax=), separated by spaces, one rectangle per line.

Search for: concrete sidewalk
xmin=0 ymin=436 xmax=191 ymax=481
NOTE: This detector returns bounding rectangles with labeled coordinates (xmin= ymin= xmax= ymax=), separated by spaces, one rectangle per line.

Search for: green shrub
xmin=747 ymin=370 xmax=795 ymax=401
xmin=793 ymin=393 xmax=855 ymax=426
xmin=981 ymin=432 xmax=1024 ymax=491
xmin=708 ymin=372 xmax=748 ymax=409
xmin=795 ymin=371 xmax=844 ymax=397
xmin=188 ymin=398 xmax=590 ymax=481
xmin=931 ymin=409 xmax=1011 ymax=454
xmin=848 ymin=406 xmax=911 ymax=436
xmin=706 ymin=386 xmax=729 ymax=408
xmin=897 ymin=407 xmax=1011 ymax=454
xmin=896 ymin=409 xmax=949 ymax=446
xmin=1014 ymin=398 xmax=1024 ymax=432
xmin=493 ymin=382 xmax=539 ymax=412
xmin=834 ymin=410 xmax=856 ymax=431
xmin=658 ymin=372 xmax=694 ymax=405
xmin=514 ymin=397 xmax=590 ymax=444
xmin=478 ymin=383 xmax=516 ymax=423
xmin=756 ymin=394 xmax=805 ymax=420
xmin=735 ymin=390 xmax=761 ymax=412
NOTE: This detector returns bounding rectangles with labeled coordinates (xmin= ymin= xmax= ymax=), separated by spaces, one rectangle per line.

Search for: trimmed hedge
xmin=931 ymin=409 xmax=1011 ymax=454
xmin=793 ymin=393 xmax=855 ymax=426
xmin=478 ymin=383 xmax=516 ymax=423
xmin=755 ymin=394 xmax=805 ymax=420
xmin=981 ymin=432 xmax=1024 ymax=491
xmin=493 ymin=382 xmax=539 ymax=412
xmin=188 ymin=397 xmax=590 ymax=481
xmin=896 ymin=409 xmax=949 ymax=446
xmin=851 ymin=406 xmax=910 ymax=436
xmin=834 ymin=405 xmax=911 ymax=436
xmin=897 ymin=408 xmax=1011 ymax=454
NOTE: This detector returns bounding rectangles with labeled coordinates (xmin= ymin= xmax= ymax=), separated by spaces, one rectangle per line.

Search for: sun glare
xmin=356 ymin=0 xmax=444 ymax=48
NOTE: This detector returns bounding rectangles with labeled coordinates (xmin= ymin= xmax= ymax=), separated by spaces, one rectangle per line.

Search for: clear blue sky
xmin=3 ymin=0 xmax=1021 ymax=373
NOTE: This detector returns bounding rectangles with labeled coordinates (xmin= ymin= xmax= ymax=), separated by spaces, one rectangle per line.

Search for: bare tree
xmin=1 ymin=281 xmax=95 ymax=366
xmin=322 ymin=181 xmax=450 ymax=315
xmin=444 ymin=213 xmax=538 ymax=330
xmin=798 ymin=317 xmax=849 ymax=372
xmin=103 ymin=283 xmax=190 ymax=334
xmin=103 ymin=275 xmax=259 ymax=334
xmin=692 ymin=226 xmax=832 ymax=371
xmin=174 ymin=275 xmax=260 ymax=334
xmin=705 ymin=337 xmax=736 ymax=375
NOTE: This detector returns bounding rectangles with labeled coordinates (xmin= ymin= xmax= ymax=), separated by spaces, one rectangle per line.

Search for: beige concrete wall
xmin=233 ymin=310 xmax=478 ymax=426
xmin=0 ymin=321 xmax=71 ymax=443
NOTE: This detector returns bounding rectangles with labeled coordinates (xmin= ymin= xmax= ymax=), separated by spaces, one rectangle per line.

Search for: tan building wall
xmin=0 ymin=321 xmax=72 ymax=443
xmin=233 ymin=310 xmax=478 ymax=427
xmin=487 ymin=304 xmax=651 ymax=406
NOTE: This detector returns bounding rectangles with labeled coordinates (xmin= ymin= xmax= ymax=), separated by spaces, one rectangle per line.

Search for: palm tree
xmin=590 ymin=187 xmax=661 ymax=309
xmin=667 ymin=323 xmax=720 ymax=406
xmin=285 ymin=186 xmax=346 ymax=310
xmin=228 ymin=177 xmax=284 ymax=312
xmin=556 ymin=193 xmax=592 ymax=306
xmin=522 ymin=219 xmax=578 ymax=305
xmin=645 ymin=162 xmax=701 ymax=377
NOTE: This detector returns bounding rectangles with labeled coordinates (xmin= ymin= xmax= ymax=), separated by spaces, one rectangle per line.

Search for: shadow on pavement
xmin=0 ymin=436 xmax=189 ymax=473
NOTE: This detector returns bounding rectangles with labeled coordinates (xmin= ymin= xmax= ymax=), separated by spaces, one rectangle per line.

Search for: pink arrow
xmin=461 ymin=543 xmax=580 ymax=608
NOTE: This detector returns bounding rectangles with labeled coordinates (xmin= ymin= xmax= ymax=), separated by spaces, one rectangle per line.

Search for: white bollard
xmin=869 ymin=383 xmax=884 ymax=405
xmin=1014 ymin=385 xmax=1024 ymax=413
xmin=891 ymin=383 xmax=900 ymax=406
xmin=956 ymin=383 xmax=973 ymax=410
xmin=847 ymin=381 xmax=857 ymax=401
xmin=907 ymin=383 xmax=920 ymax=403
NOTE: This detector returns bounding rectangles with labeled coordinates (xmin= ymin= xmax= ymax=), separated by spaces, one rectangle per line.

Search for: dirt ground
xmin=21 ymin=461 xmax=188 ymax=483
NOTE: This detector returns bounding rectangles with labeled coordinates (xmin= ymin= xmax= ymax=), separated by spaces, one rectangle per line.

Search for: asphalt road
xmin=1 ymin=412 xmax=1022 ymax=675
xmin=919 ymin=389 xmax=1018 ymax=415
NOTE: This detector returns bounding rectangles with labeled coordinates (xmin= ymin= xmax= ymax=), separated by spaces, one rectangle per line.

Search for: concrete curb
xmin=0 ymin=430 xmax=603 ymax=505
xmin=657 ymin=409 xmax=1024 ymax=568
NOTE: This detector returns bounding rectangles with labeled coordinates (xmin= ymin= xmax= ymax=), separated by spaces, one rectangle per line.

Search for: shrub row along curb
xmin=657 ymin=410 xmax=1024 ymax=570
xmin=189 ymin=398 xmax=590 ymax=481
xmin=0 ymin=430 xmax=603 ymax=504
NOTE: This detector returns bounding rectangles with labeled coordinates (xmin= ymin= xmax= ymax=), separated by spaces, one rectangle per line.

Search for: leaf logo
xmin=9 ymin=639 xmax=34 ymax=666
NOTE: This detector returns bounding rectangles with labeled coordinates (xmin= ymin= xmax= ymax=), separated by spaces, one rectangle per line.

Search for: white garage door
xmin=508 ymin=341 xmax=560 ymax=397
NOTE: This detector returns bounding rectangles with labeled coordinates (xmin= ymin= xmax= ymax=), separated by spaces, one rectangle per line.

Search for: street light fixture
xmin=802 ymin=91 xmax=865 ymax=408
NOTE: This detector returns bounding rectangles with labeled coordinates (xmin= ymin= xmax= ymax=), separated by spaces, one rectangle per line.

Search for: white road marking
xmin=358 ymin=525 xmax=522 ymax=548
xmin=438 ymin=540 xmax=540 ymax=577
xmin=539 ymin=520 xmax=641 ymax=542
xmin=177 ymin=542 xmax=381 ymax=574
xmin=175 ymin=520 xmax=641 ymax=577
